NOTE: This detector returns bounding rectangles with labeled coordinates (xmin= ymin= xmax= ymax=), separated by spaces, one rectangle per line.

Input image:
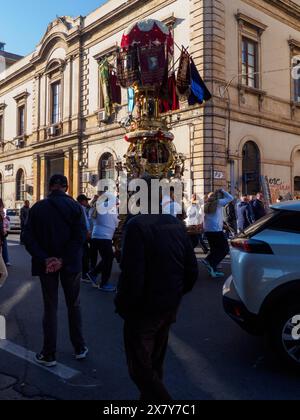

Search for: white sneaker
xmin=75 ymin=347 xmax=89 ymax=360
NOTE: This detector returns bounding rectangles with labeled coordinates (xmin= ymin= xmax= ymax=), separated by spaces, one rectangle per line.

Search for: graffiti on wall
xmin=264 ymin=176 xmax=291 ymax=203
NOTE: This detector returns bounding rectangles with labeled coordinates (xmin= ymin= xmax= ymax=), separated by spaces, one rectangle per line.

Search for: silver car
xmin=223 ymin=201 xmax=300 ymax=368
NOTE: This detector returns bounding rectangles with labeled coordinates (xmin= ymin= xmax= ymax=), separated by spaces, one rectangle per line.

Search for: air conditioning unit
xmin=15 ymin=137 xmax=25 ymax=148
xmin=98 ymin=110 xmax=108 ymax=123
xmin=47 ymin=125 xmax=60 ymax=137
xmin=82 ymin=172 xmax=91 ymax=183
xmin=90 ymin=174 xmax=99 ymax=187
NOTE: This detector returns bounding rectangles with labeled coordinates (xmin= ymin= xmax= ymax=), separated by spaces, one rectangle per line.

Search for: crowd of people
xmin=0 ymin=173 xmax=291 ymax=400
xmin=185 ymin=191 xmax=271 ymax=278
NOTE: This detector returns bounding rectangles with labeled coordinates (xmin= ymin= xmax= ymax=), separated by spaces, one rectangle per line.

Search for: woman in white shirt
xmin=202 ymin=189 xmax=233 ymax=278
xmin=87 ymin=192 xmax=119 ymax=292
xmin=185 ymin=194 xmax=208 ymax=253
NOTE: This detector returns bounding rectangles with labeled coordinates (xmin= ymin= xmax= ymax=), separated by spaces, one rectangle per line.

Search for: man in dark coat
xmin=224 ymin=200 xmax=237 ymax=235
xmin=115 ymin=199 xmax=199 ymax=400
xmin=20 ymin=200 xmax=30 ymax=244
xmin=236 ymin=195 xmax=254 ymax=232
xmin=24 ymin=174 xmax=88 ymax=367
xmin=251 ymin=192 xmax=266 ymax=222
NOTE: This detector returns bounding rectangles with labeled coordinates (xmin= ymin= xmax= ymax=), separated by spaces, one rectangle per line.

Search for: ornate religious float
xmin=110 ymin=18 xmax=212 ymax=256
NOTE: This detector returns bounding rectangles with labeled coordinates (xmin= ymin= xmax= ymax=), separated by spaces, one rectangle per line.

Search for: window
xmin=0 ymin=114 xmax=3 ymax=140
xmin=242 ymin=141 xmax=261 ymax=195
xmin=268 ymin=211 xmax=300 ymax=234
xmin=99 ymin=153 xmax=115 ymax=181
xmin=17 ymin=105 xmax=25 ymax=137
xmin=293 ymin=57 xmax=300 ymax=103
xmin=236 ymin=13 xmax=266 ymax=92
xmin=51 ymin=82 xmax=61 ymax=125
xmin=16 ymin=169 xmax=25 ymax=201
xmin=242 ymin=38 xmax=258 ymax=88
xmin=295 ymin=176 xmax=300 ymax=192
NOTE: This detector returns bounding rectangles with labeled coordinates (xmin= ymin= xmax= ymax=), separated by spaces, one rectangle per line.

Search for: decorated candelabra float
xmin=112 ymin=19 xmax=211 ymax=257
xmin=115 ymin=19 xmax=183 ymax=181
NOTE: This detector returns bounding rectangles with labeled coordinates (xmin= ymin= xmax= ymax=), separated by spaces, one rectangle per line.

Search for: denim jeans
xmin=2 ymin=238 xmax=9 ymax=264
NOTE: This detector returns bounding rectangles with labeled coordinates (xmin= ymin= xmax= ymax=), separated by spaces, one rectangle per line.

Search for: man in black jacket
xmin=251 ymin=192 xmax=266 ymax=221
xmin=24 ymin=174 xmax=88 ymax=367
xmin=20 ymin=200 xmax=30 ymax=244
xmin=115 ymin=209 xmax=199 ymax=400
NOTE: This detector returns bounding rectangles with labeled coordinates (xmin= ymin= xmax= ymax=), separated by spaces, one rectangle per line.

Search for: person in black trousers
xmin=115 ymin=179 xmax=198 ymax=401
xmin=251 ymin=192 xmax=267 ymax=222
xmin=77 ymin=194 xmax=92 ymax=282
xmin=203 ymin=189 xmax=234 ymax=278
xmin=236 ymin=195 xmax=254 ymax=233
xmin=24 ymin=175 xmax=88 ymax=367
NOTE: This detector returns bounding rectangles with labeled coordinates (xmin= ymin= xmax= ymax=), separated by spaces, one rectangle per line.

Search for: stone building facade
xmin=0 ymin=0 xmax=300 ymax=209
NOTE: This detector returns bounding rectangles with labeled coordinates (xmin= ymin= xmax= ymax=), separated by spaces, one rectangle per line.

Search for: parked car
xmin=6 ymin=209 xmax=21 ymax=232
xmin=223 ymin=201 xmax=300 ymax=368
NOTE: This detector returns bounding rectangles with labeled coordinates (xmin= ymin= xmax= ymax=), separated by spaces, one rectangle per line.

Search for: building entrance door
xmin=46 ymin=154 xmax=64 ymax=187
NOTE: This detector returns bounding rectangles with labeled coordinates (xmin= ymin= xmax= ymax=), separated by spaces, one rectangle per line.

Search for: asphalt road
xmin=0 ymin=235 xmax=300 ymax=400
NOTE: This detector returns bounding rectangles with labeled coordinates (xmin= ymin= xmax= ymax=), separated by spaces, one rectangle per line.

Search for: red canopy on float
xmin=121 ymin=19 xmax=174 ymax=54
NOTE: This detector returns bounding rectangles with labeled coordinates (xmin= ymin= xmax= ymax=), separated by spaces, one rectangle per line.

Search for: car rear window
xmin=267 ymin=210 xmax=300 ymax=233
xmin=240 ymin=209 xmax=300 ymax=237
xmin=240 ymin=210 xmax=279 ymax=238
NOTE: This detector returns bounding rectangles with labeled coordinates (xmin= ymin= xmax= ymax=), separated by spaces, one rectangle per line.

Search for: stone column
xmin=71 ymin=53 xmax=81 ymax=133
xmin=72 ymin=147 xmax=79 ymax=199
xmin=64 ymin=149 xmax=73 ymax=197
xmin=40 ymin=155 xmax=46 ymax=200
xmin=33 ymin=154 xmax=40 ymax=202
xmin=190 ymin=0 xmax=227 ymax=194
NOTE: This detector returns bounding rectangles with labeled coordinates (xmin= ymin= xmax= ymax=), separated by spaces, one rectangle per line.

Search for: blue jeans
xmin=2 ymin=238 xmax=9 ymax=264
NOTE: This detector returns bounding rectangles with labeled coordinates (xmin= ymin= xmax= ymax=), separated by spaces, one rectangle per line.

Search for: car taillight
xmin=231 ymin=238 xmax=273 ymax=254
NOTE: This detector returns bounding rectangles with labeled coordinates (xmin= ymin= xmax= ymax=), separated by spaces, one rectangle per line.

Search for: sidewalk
xmin=0 ymin=372 xmax=53 ymax=400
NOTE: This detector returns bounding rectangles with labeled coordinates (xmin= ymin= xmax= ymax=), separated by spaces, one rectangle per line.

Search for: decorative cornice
xmin=82 ymin=0 xmax=177 ymax=37
xmin=264 ymin=0 xmax=300 ymax=20
xmin=236 ymin=12 xmax=268 ymax=33
xmin=0 ymin=103 xmax=7 ymax=111
xmin=44 ymin=58 xmax=66 ymax=75
xmin=13 ymin=91 xmax=30 ymax=102
xmin=93 ymin=45 xmax=118 ymax=62
xmin=288 ymin=38 xmax=300 ymax=52
xmin=0 ymin=63 xmax=34 ymax=88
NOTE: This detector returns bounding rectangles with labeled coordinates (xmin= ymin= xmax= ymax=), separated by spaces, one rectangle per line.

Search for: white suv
xmin=223 ymin=201 xmax=300 ymax=368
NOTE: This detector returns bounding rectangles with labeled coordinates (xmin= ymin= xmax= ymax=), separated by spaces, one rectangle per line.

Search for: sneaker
xmin=201 ymin=259 xmax=213 ymax=272
xmin=75 ymin=347 xmax=89 ymax=360
xmin=210 ymin=270 xmax=225 ymax=279
xmin=86 ymin=272 xmax=98 ymax=286
xmin=35 ymin=353 xmax=57 ymax=368
xmin=6 ymin=262 xmax=11 ymax=267
xmin=201 ymin=260 xmax=223 ymax=278
xmin=81 ymin=277 xmax=92 ymax=284
xmin=99 ymin=284 xmax=116 ymax=293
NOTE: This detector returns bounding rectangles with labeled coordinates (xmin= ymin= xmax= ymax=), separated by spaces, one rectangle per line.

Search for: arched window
xmin=16 ymin=169 xmax=25 ymax=202
xmin=295 ymin=176 xmax=300 ymax=193
xmin=294 ymin=150 xmax=300 ymax=194
xmin=99 ymin=153 xmax=115 ymax=181
xmin=242 ymin=141 xmax=261 ymax=195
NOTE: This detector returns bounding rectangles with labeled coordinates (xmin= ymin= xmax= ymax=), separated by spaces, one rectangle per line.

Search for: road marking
xmin=0 ymin=340 xmax=80 ymax=380
xmin=1 ymin=282 xmax=34 ymax=314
